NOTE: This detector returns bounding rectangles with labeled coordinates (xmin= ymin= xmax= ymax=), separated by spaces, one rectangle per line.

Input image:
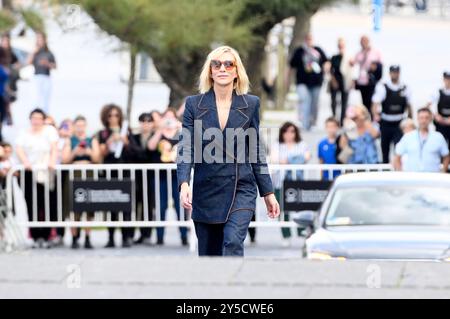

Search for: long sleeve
xmin=250 ymin=97 xmax=274 ymax=197
xmin=176 ymin=96 xmax=194 ymax=191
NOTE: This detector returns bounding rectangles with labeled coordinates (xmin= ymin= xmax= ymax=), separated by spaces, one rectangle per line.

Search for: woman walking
xmin=27 ymin=32 xmax=57 ymax=113
xmin=177 ymin=46 xmax=280 ymax=257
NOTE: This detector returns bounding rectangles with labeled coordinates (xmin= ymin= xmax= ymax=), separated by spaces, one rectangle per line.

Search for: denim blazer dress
xmin=177 ymin=89 xmax=274 ymax=224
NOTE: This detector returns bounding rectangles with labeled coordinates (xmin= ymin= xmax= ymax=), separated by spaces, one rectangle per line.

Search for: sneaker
xmin=156 ymin=238 xmax=164 ymax=246
xmin=84 ymin=237 xmax=93 ymax=249
xmin=134 ymin=236 xmax=144 ymax=245
xmin=42 ymin=240 xmax=51 ymax=249
xmin=52 ymin=236 xmax=64 ymax=247
xmin=37 ymin=238 xmax=45 ymax=249
xmin=104 ymin=239 xmax=115 ymax=248
xmin=71 ymin=240 xmax=80 ymax=249
xmin=142 ymin=237 xmax=152 ymax=246
xmin=122 ymin=238 xmax=132 ymax=248
xmin=181 ymin=237 xmax=188 ymax=246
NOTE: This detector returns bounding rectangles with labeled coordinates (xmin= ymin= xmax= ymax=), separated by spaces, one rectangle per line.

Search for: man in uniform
xmin=427 ymin=71 xmax=450 ymax=150
xmin=372 ymin=65 xmax=412 ymax=163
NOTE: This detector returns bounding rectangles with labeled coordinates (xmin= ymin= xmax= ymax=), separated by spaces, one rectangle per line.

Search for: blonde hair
xmin=198 ymin=45 xmax=250 ymax=95
xmin=354 ymin=104 xmax=370 ymax=120
xmin=400 ymin=118 xmax=416 ymax=132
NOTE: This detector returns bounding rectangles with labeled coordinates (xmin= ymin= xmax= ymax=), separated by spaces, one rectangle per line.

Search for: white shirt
xmin=15 ymin=125 xmax=58 ymax=166
xmin=270 ymin=142 xmax=310 ymax=189
xmin=372 ymin=80 xmax=411 ymax=104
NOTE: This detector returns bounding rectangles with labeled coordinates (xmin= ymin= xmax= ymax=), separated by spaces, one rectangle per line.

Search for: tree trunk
xmin=151 ymin=52 xmax=204 ymax=109
xmin=126 ymin=48 xmax=137 ymax=121
xmin=168 ymin=88 xmax=190 ymax=110
xmin=245 ymin=41 xmax=266 ymax=99
xmin=1 ymin=0 xmax=14 ymax=10
xmin=288 ymin=12 xmax=314 ymax=58
xmin=144 ymin=9 xmax=317 ymax=112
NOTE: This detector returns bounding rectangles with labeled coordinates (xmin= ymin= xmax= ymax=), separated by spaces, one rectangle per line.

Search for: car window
xmin=325 ymin=186 xmax=450 ymax=227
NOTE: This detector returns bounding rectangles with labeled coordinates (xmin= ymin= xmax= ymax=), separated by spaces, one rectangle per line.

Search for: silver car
xmin=294 ymin=172 xmax=450 ymax=261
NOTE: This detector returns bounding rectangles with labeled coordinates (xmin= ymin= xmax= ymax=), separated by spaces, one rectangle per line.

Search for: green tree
xmin=0 ymin=3 xmax=45 ymax=34
xmin=56 ymin=0 xmax=257 ymax=115
xmin=55 ymin=0 xmax=340 ymax=109
xmin=0 ymin=10 xmax=16 ymax=33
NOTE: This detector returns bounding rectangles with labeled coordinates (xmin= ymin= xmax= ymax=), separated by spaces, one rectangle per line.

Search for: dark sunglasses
xmin=210 ymin=60 xmax=236 ymax=71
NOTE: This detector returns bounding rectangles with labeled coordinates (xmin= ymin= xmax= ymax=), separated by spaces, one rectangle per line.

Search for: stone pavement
xmin=1 ymin=228 xmax=449 ymax=299
xmin=1 ymin=251 xmax=450 ymax=299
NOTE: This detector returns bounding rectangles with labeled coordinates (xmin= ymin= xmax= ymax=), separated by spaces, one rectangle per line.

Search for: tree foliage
xmin=55 ymin=0 xmax=339 ymax=106
xmin=0 ymin=10 xmax=16 ymax=33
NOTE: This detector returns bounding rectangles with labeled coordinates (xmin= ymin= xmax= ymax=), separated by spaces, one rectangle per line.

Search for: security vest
xmin=381 ymin=84 xmax=407 ymax=122
xmin=437 ymin=89 xmax=450 ymax=117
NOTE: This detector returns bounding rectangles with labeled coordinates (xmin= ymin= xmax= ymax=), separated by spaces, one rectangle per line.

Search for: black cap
xmin=138 ymin=112 xmax=153 ymax=122
xmin=389 ymin=65 xmax=400 ymax=72
xmin=443 ymin=71 xmax=450 ymax=79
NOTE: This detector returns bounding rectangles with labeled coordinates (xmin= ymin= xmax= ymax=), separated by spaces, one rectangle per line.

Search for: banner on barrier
xmin=70 ymin=179 xmax=132 ymax=212
xmin=283 ymin=180 xmax=333 ymax=211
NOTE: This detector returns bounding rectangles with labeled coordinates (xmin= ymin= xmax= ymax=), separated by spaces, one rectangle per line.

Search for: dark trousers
xmin=274 ymin=189 xmax=302 ymax=239
xmin=157 ymin=172 xmax=187 ymax=242
xmin=248 ymin=213 xmax=256 ymax=242
xmin=356 ymin=84 xmax=376 ymax=115
xmin=106 ymin=169 xmax=133 ymax=242
xmin=24 ymin=171 xmax=51 ymax=241
xmin=380 ymin=120 xmax=403 ymax=164
xmin=330 ymin=87 xmax=348 ymax=125
xmin=134 ymin=170 xmax=155 ymax=239
xmin=194 ymin=210 xmax=254 ymax=257
xmin=108 ymin=212 xmax=133 ymax=241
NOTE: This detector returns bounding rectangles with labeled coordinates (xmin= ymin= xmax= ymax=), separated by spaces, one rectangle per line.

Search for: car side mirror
xmin=292 ymin=210 xmax=317 ymax=229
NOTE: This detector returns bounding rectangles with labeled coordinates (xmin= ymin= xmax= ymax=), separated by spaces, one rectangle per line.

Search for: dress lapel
xmin=196 ymin=89 xmax=249 ymax=132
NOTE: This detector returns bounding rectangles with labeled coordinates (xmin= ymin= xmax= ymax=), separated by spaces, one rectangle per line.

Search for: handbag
xmin=337 ymin=145 xmax=354 ymax=164
xmin=337 ymin=133 xmax=354 ymax=164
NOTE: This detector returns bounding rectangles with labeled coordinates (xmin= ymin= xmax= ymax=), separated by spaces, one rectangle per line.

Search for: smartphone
xmin=78 ymin=140 xmax=87 ymax=149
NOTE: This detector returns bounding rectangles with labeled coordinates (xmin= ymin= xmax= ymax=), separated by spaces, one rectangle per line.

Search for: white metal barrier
xmin=3 ymin=163 xmax=393 ymax=251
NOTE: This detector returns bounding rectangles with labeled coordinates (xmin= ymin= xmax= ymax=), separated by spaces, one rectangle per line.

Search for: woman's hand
xmin=84 ymin=147 xmax=92 ymax=157
xmin=180 ymin=182 xmax=192 ymax=210
xmin=365 ymin=120 xmax=380 ymax=138
xmin=48 ymin=161 xmax=56 ymax=171
xmin=73 ymin=146 xmax=85 ymax=157
xmin=264 ymin=193 xmax=280 ymax=219
xmin=435 ymin=114 xmax=444 ymax=124
xmin=23 ymin=161 xmax=32 ymax=171
xmin=121 ymin=135 xmax=129 ymax=145
xmin=339 ymin=134 xmax=349 ymax=148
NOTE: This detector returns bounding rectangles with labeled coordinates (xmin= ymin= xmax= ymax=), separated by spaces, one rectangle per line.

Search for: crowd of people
xmin=1 ymin=31 xmax=449 ymax=250
xmin=4 ymin=105 xmax=187 ymax=250
xmin=269 ymin=106 xmax=449 ymax=246
xmin=0 ymin=31 xmax=57 ymax=141
xmin=288 ymin=33 xmax=450 ymax=166
xmin=271 ymin=33 xmax=450 ymax=245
